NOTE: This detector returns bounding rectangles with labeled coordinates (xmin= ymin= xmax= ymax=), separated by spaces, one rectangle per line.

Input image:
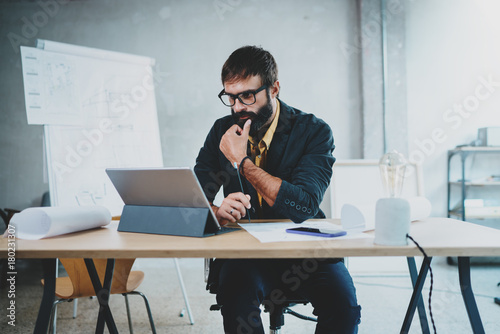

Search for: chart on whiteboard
xmin=21 ymin=43 xmax=163 ymax=215
xmin=21 ymin=47 xmax=81 ymax=125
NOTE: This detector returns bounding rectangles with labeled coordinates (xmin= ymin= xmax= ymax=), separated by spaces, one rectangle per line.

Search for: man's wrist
xmin=233 ymin=155 xmax=247 ymax=166
xmin=239 ymin=156 xmax=252 ymax=175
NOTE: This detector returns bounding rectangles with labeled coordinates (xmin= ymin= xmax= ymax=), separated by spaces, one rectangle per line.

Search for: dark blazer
xmin=194 ymin=99 xmax=335 ymax=223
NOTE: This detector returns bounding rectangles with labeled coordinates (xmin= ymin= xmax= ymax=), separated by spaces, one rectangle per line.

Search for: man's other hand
xmin=220 ymin=119 xmax=251 ymax=166
xmin=215 ymin=192 xmax=251 ymax=226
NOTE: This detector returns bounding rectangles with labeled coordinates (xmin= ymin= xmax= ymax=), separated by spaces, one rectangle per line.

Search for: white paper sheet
xmin=20 ymin=43 xmax=155 ymax=125
xmin=6 ymin=206 xmax=111 ymax=240
xmin=21 ymin=47 xmax=81 ymax=125
xmin=238 ymin=221 xmax=372 ymax=243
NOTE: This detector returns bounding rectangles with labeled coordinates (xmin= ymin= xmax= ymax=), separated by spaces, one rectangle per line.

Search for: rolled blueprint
xmin=407 ymin=196 xmax=432 ymax=221
xmin=7 ymin=206 xmax=111 ymax=240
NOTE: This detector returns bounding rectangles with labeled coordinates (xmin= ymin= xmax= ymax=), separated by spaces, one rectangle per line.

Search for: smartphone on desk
xmin=286 ymin=227 xmax=347 ymax=238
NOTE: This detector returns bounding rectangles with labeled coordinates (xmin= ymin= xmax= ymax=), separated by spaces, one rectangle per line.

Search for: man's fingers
xmin=218 ymin=210 xmax=237 ymax=223
xmin=229 ymin=123 xmax=240 ymax=132
xmin=215 ymin=192 xmax=252 ymax=224
xmin=242 ymin=119 xmax=252 ymax=136
xmin=224 ymin=124 xmax=242 ymax=136
xmin=221 ymin=193 xmax=251 ymax=217
xmin=219 ymin=124 xmax=248 ymax=163
xmin=231 ymin=209 xmax=242 ymax=220
xmin=227 ymin=193 xmax=251 ymax=209
xmin=223 ymin=199 xmax=246 ymax=217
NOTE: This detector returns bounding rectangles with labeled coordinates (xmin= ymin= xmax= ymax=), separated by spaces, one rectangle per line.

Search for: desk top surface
xmin=2 ymin=218 xmax=500 ymax=259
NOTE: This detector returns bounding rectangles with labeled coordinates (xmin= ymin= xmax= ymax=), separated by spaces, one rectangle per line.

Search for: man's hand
xmin=213 ymin=192 xmax=251 ymax=226
xmin=220 ymin=119 xmax=251 ymax=166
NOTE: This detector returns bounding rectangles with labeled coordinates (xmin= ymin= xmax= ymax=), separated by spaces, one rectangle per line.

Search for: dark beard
xmin=231 ymin=91 xmax=274 ymax=137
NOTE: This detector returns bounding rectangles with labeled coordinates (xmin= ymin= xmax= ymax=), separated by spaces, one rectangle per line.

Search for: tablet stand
xmin=118 ymin=205 xmax=218 ymax=237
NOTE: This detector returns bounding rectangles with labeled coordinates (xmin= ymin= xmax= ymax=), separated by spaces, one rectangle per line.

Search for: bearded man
xmin=194 ymin=45 xmax=361 ymax=334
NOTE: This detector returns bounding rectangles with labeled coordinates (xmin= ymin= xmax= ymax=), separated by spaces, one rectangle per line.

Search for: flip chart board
xmin=21 ymin=40 xmax=163 ymax=215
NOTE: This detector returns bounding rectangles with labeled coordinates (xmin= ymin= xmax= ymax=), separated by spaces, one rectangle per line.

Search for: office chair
xmin=1 ymin=208 xmax=20 ymax=228
xmin=210 ymin=295 xmax=316 ymax=334
xmin=0 ymin=209 xmax=7 ymax=229
xmin=0 ymin=191 xmax=49 ymax=229
xmin=42 ymin=258 xmax=156 ymax=334
xmin=206 ymin=259 xmax=317 ymax=333
xmin=1 ymin=192 xmax=48 ymax=289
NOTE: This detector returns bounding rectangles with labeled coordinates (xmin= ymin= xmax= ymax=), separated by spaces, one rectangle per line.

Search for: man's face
xmin=224 ymin=76 xmax=274 ymax=137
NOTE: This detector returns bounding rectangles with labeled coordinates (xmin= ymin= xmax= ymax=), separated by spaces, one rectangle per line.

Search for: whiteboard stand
xmin=174 ymin=258 xmax=195 ymax=324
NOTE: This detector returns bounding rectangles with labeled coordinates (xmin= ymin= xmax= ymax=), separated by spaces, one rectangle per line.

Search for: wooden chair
xmin=42 ymin=258 xmax=156 ymax=334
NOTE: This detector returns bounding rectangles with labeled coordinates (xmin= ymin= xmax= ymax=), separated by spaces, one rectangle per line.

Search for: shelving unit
xmin=447 ymin=146 xmax=500 ymax=222
xmin=447 ymin=146 xmax=500 ymax=272
xmin=448 ymin=146 xmax=500 ymax=305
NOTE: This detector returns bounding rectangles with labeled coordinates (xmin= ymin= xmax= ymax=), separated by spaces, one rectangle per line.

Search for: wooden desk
xmin=6 ymin=218 xmax=500 ymax=259
xmin=2 ymin=218 xmax=499 ymax=334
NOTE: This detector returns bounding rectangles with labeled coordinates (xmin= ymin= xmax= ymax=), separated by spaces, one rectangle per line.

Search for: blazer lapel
xmin=266 ymin=100 xmax=294 ymax=175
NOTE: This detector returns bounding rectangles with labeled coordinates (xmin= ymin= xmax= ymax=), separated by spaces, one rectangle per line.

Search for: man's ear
xmin=271 ymin=80 xmax=280 ymax=98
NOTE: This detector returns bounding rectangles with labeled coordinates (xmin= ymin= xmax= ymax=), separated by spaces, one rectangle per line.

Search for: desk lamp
xmin=374 ymin=150 xmax=411 ymax=246
xmin=379 ymin=150 xmax=407 ymax=198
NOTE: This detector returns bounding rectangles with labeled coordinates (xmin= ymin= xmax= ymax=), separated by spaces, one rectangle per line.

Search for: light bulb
xmin=379 ymin=150 xmax=407 ymax=198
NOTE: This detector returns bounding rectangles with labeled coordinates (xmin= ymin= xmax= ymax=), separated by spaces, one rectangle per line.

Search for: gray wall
xmin=406 ymin=0 xmax=500 ymax=216
xmin=0 ymin=0 xmax=362 ymax=210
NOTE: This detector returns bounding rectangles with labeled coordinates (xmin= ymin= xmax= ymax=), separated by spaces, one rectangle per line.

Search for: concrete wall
xmin=5 ymin=0 xmax=498 ymax=219
xmin=406 ymin=0 xmax=500 ymax=216
xmin=0 ymin=0 xmax=362 ymax=210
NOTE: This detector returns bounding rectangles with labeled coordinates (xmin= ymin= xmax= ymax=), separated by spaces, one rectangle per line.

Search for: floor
xmin=1 ymin=256 xmax=499 ymax=334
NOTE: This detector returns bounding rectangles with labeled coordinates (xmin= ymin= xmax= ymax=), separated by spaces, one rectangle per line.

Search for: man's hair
xmin=221 ymin=45 xmax=278 ymax=87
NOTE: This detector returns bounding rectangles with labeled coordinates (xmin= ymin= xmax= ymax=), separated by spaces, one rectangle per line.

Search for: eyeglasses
xmin=218 ymin=85 xmax=268 ymax=107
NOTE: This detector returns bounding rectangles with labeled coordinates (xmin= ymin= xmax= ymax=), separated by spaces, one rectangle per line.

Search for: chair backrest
xmin=59 ymin=258 xmax=136 ymax=298
xmin=1 ymin=208 xmax=20 ymax=228
xmin=0 ymin=209 xmax=8 ymax=228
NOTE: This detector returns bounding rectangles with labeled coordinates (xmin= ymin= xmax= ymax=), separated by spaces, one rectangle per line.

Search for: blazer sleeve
xmin=194 ymin=120 xmax=226 ymax=204
xmin=272 ymin=120 xmax=335 ymax=223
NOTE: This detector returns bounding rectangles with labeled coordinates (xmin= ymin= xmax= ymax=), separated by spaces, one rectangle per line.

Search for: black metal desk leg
xmin=458 ymin=257 xmax=485 ymax=334
xmin=34 ymin=258 xmax=56 ymax=334
xmin=407 ymin=257 xmax=430 ymax=334
xmin=400 ymin=257 xmax=432 ymax=334
xmin=84 ymin=258 xmax=118 ymax=334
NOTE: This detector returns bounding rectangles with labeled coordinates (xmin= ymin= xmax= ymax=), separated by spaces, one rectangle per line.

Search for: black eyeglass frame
xmin=218 ymin=84 xmax=268 ymax=107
